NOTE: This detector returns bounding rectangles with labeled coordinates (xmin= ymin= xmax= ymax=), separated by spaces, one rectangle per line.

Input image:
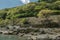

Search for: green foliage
xmin=37 ymin=10 xmax=60 ymax=17
xmin=38 ymin=0 xmax=60 ymax=3
xmin=20 ymin=18 xmax=27 ymax=24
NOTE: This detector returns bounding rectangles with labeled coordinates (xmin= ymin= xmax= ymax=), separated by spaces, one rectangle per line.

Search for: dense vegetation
xmin=0 ymin=0 xmax=60 ymax=28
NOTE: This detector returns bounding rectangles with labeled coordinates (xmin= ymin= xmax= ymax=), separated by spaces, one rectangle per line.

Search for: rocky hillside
xmin=0 ymin=0 xmax=60 ymax=28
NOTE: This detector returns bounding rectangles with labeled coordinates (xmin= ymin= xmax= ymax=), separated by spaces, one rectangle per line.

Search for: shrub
xmin=37 ymin=9 xmax=53 ymax=17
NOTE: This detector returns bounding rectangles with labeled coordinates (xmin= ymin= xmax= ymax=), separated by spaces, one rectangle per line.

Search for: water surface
xmin=0 ymin=34 xmax=26 ymax=40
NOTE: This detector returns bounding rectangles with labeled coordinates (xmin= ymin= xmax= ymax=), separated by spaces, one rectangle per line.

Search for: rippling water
xmin=0 ymin=34 xmax=27 ymax=40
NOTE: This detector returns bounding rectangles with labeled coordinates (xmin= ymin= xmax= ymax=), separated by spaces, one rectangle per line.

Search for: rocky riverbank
xmin=0 ymin=27 xmax=60 ymax=40
xmin=20 ymin=34 xmax=60 ymax=40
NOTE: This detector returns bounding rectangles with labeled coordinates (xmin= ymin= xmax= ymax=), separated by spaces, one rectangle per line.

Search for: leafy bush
xmin=37 ymin=9 xmax=60 ymax=17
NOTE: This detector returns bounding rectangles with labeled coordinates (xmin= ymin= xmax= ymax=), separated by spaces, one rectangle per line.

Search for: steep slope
xmin=0 ymin=0 xmax=60 ymax=28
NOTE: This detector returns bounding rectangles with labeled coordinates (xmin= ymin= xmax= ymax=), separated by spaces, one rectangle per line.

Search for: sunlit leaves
xmin=37 ymin=9 xmax=60 ymax=17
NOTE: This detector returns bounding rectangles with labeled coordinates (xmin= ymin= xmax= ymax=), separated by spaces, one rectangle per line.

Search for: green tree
xmin=38 ymin=0 xmax=59 ymax=3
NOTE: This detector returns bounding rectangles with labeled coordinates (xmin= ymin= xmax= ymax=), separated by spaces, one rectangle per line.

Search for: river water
xmin=0 ymin=34 xmax=27 ymax=40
